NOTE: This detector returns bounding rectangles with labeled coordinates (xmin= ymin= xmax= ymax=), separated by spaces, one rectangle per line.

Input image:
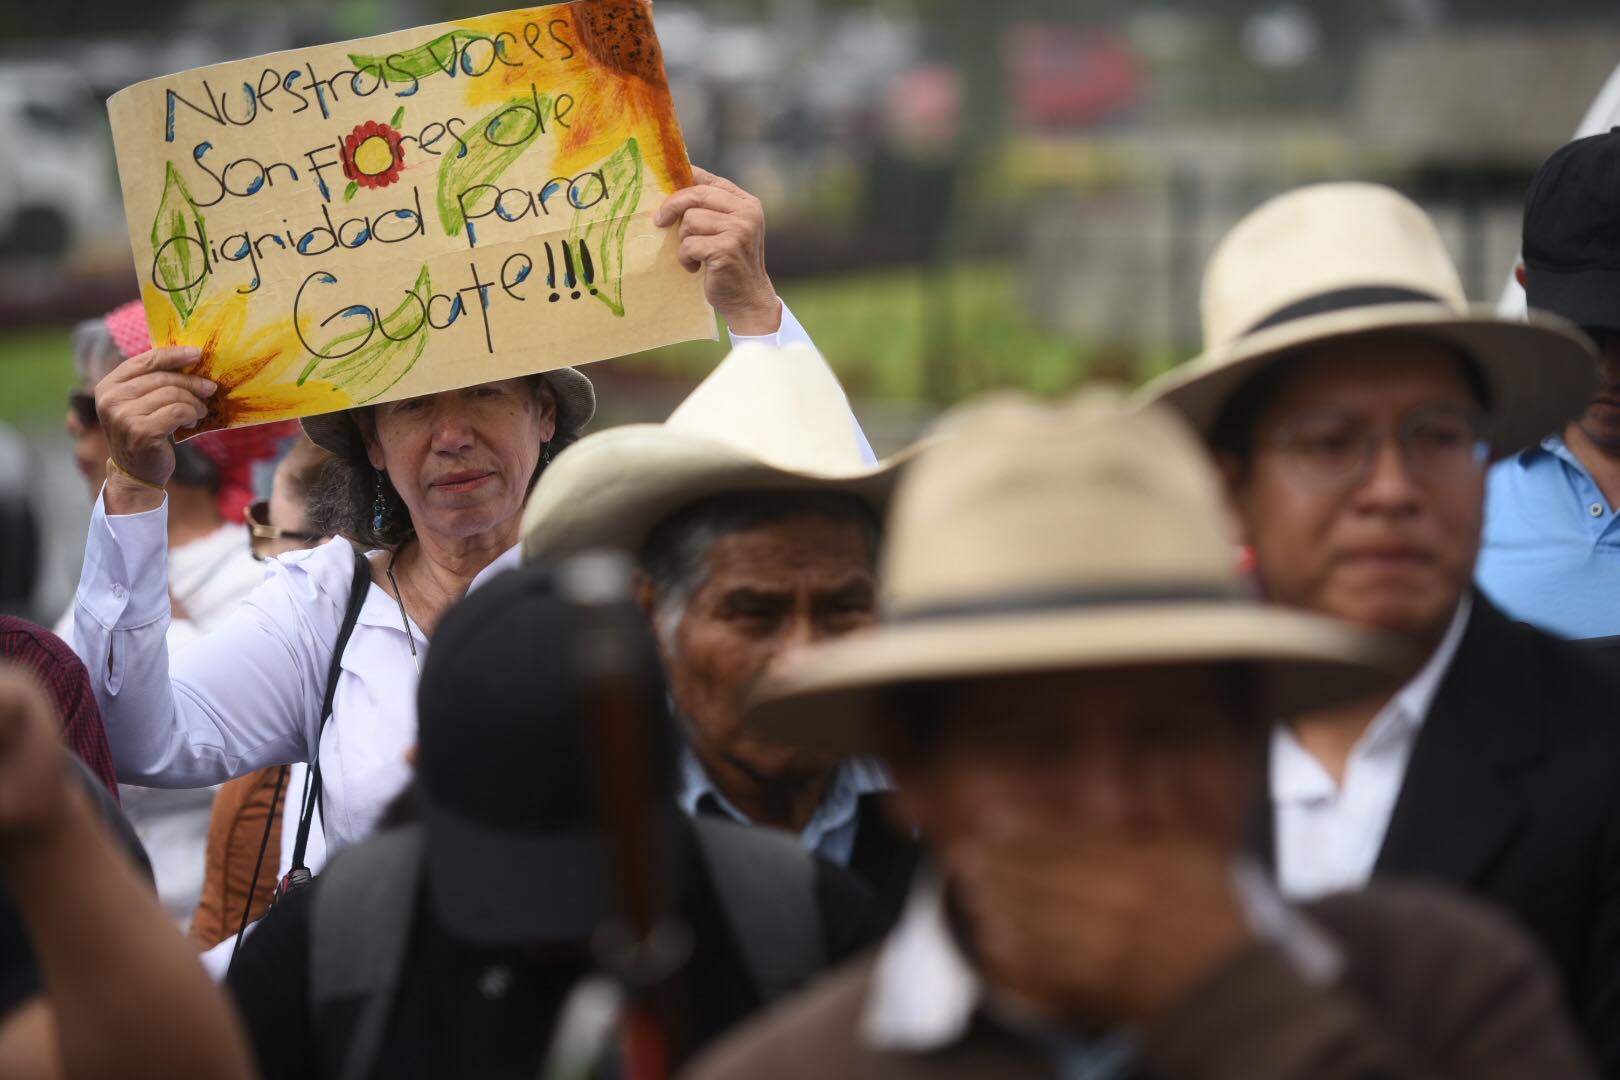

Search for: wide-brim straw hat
xmin=1133 ymin=182 xmax=1595 ymax=460
xmin=745 ymin=389 xmax=1413 ymax=754
xmin=301 ymin=366 xmax=597 ymax=460
xmin=522 ymin=342 xmax=917 ymax=562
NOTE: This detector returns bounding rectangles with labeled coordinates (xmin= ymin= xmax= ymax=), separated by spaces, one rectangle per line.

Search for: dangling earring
xmin=542 ymin=441 xmax=552 ymax=466
xmin=373 ymin=471 xmax=389 ymax=532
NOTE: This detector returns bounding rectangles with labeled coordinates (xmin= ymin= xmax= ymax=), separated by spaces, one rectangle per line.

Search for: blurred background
xmin=2 ymin=0 xmax=1619 ymax=621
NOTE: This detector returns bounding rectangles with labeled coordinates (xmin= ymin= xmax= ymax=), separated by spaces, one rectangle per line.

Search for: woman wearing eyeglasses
xmin=243 ymin=436 xmax=331 ymax=562
xmin=58 ymin=301 xmax=294 ymax=928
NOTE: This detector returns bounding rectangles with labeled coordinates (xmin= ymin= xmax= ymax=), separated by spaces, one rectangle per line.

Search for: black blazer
xmin=848 ymin=794 xmax=921 ymax=933
xmin=1252 ymin=594 xmax=1620 ymax=1075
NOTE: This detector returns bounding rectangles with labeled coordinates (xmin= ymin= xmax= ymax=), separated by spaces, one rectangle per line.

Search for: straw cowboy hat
xmin=744 ymin=388 xmax=1412 ymax=754
xmin=301 ymin=366 xmax=597 ymax=461
xmin=521 ymin=342 xmax=915 ymax=561
xmin=1133 ymin=182 xmax=1595 ymax=460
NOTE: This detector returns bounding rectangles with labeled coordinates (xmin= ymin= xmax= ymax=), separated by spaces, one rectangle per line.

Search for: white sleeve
xmin=74 ymin=491 xmax=344 ymax=788
xmin=727 ymin=299 xmax=877 ymax=465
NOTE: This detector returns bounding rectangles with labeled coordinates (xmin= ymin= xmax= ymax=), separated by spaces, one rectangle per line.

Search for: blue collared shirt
xmin=1478 ymin=435 xmax=1620 ymax=640
xmin=675 ymin=747 xmax=892 ymax=866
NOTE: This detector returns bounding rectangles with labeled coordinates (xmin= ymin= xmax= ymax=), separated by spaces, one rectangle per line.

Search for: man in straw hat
xmin=1136 ymin=181 xmax=1620 ymax=1068
xmin=523 ymin=342 xmax=920 ymax=924
xmin=686 ymin=389 xmax=1591 ymax=1080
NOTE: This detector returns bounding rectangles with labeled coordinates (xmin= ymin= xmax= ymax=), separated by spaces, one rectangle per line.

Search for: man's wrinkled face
xmin=661 ymin=514 xmax=876 ymax=787
xmin=888 ymin=665 xmax=1258 ymax=860
xmin=1228 ymin=340 xmax=1486 ymax=642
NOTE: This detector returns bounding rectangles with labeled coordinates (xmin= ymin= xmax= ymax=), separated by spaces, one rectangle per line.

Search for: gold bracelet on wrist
xmin=107 ymin=458 xmax=166 ymax=492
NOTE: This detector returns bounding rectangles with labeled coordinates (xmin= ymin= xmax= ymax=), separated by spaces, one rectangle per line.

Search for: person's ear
xmin=633 ymin=573 xmax=658 ymax=622
xmin=1216 ymin=450 xmax=1255 ymax=547
xmin=357 ymin=410 xmax=386 ymax=472
xmin=535 ymin=380 xmax=558 ymax=445
xmin=1514 ymin=261 xmax=1529 ymax=290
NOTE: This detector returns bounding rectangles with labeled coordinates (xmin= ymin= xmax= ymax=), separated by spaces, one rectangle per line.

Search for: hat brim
xmin=301 ymin=366 xmax=598 ymax=458
xmin=1133 ymin=303 xmax=1596 ymax=461
xmin=522 ymin=426 xmax=919 ymax=562
xmin=746 ymin=602 xmax=1412 ymax=754
xmin=1524 ymin=263 xmax=1620 ymax=336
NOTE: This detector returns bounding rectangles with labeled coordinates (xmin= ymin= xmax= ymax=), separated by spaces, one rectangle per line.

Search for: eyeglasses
xmin=1263 ymin=403 xmax=1490 ymax=492
xmin=68 ymin=390 xmax=98 ymax=430
xmin=245 ymin=500 xmax=323 ymax=560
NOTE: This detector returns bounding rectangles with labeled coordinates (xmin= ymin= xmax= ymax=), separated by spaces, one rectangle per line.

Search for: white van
xmin=0 ymin=62 xmax=116 ymax=262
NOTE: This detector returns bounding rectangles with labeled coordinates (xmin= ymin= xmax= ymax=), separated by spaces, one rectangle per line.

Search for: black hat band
xmin=1246 ymin=285 xmax=1443 ymax=337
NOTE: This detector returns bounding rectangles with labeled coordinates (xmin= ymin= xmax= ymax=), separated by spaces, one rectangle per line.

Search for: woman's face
xmin=365 ymin=379 xmax=555 ymax=544
xmin=66 ymin=370 xmax=112 ymax=497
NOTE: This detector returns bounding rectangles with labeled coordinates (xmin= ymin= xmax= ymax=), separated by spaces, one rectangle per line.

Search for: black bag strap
xmin=291 ymin=551 xmax=373 ymax=874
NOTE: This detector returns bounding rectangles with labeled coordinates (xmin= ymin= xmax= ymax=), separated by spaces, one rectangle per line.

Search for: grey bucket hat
xmin=300 ymin=366 xmax=597 ymax=459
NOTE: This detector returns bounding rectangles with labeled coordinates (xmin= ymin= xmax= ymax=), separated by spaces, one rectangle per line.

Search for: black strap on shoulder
xmin=291 ymin=551 xmax=372 ymax=874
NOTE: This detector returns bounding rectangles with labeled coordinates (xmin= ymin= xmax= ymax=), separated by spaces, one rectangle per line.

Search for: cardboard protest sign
xmin=107 ymin=0 xmax=715 ymax=435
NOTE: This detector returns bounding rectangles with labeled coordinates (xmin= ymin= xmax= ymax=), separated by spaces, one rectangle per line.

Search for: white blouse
xmin=75 ymin=505 xmax=517 ymax=852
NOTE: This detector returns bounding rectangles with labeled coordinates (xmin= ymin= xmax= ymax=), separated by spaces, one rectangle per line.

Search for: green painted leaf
xmin=344 ymin=180 xmax=360 ymax=202
xmin=436 ymin=92 xmax=551 ymax=241
xmin=349 ymin=30 xmax=493 ymax=84
xmin=298 ymin=265 xmax=431 ymax=403
xmin=568 ymin=139 xmax=643 ymax=317
xmin=390 ymin=105 xmax=405 ymax=129
xmin=149 ymin=162 xmax=209 ymax=326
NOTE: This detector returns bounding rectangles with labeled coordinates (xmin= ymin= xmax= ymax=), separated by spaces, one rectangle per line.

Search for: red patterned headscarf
xmin=101 ymin=300 xmax=298 ymax=524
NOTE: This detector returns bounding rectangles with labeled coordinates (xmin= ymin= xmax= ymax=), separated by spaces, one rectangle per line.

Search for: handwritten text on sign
xmin=108 ymin=1 xmax=715 ymax=433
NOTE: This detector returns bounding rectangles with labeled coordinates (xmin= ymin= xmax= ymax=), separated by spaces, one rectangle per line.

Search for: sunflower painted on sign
xmin=341 ymin=119 xmax=406 ymax=191
xmin=141 ymin=285 xmax=353 ymax=436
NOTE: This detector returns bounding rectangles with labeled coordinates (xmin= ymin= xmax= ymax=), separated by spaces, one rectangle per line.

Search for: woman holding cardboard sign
xmin=71 ymin=171 xmax=831 ymax=898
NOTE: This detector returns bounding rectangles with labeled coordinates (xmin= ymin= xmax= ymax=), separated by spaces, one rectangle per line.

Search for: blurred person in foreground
xmin=1477 ymin=129 xmax=1620 ymax=638
xmin=227 ymin=560 xmax=879 ymax=1079
xmin=523 ymin=342 xmax=920 ymax=926
xmin=1138 ymin=182 xmax=1620 ymax=1069
xmin=0 ymin=662 xmax=253 ymax=1080
xmin=689 ymin=390 xmax=1591 ymax=1080
xmin=62 ymin=299 xmax=294 ymax=926
xmin=71 ymin=171 xmax=842 ymax=880
xmin=190 ymin=434 xmax=335 ymax=956
xmin=0 ymin=617 xmax=116 ymax=800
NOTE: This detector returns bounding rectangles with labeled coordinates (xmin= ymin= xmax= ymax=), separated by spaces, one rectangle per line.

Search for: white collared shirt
xmin=862 ymin=862 xmax=1344 ymax=1068
xmin=675 ymin=745 xmax=891 ymax=865
xmin=1271 ymin=598 xmax=1472 ymax=901
xmin=75 ymin=514 xmax=518 ymax=855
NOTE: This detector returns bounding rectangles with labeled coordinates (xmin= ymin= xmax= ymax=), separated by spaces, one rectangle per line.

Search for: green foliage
xmin=0 ymin=330 xmax=73 ymax=427
xmin=620 ymin=263 xmax=1109 ymax=403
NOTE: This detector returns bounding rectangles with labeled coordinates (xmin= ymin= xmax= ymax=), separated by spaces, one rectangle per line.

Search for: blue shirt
xmin=1477 ymin=435 xmax=1620 ymax=639
xmin=675 ymin=747 xmax=891 ymax=866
